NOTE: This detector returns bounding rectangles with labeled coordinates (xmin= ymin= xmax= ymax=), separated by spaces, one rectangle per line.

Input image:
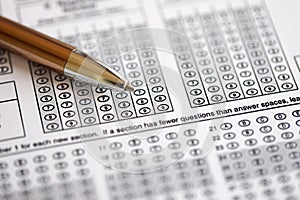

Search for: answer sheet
xmin=0 ymin=0 xmax=300 ymax=199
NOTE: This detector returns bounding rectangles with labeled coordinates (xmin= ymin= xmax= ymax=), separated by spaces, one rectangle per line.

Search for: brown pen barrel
xmin=0 ymin=16 xmax=75 ymax=72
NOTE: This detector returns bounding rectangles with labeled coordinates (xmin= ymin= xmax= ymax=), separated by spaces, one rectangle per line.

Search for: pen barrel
xmin=0 ymin=16 xmax=74 ymax=72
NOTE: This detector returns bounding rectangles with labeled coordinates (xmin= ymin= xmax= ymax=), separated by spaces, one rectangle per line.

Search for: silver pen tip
xmin=125 ymin=84 xmax=134 ymax=92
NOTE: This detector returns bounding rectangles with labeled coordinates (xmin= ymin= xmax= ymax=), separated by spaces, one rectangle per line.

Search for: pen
xmin=0 ymin=16 xmax=134 ymax=91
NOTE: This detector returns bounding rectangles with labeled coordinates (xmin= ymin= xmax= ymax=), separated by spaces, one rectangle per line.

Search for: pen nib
xmin=125 ymin=84 xmax=134 ymax=92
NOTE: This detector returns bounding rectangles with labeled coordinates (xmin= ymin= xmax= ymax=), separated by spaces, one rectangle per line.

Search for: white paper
xmin=0 ymin=0 xmax=300 ymax=199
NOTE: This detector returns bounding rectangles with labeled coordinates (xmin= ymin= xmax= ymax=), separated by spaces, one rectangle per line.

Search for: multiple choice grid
xmin=30 ymin=23 xmax=173 ymax=133
xmin=0 ymin=147 xmax=97 ymax=200
xmin=165 ymin=3 xmax=297 ymax=107
xmin=214 ymin=106 xmax=300 ymax=199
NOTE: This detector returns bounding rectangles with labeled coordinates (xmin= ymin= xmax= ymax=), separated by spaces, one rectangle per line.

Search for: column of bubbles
xmin=93 ymin=30 xmax=119 ymax=123
xmin=71 ymin=32 xmax=100 ymax=126
xmin=215 ymin=10 xmax=262 ymax=98
xmin=114 ymin=26 xmax=154 ymax=117
xmin=200 ymin=13 xmax=244 ymax=101
xmin=96 ymin=29 xmax=136 ymax=121
xmin=166 ymin=18 xmax=210 ymax=107
xmin=234 ymin=8 xmax=279 ymax=94
xmin=249 ymin=5 xmax=297 ymax=91
xmin=0 ymin=48 xmax=12 ymax=75
xmin=131 ymin=25 xmax=173 ymax=113
xmin=29 ymin=62 xmax=62 ymax=132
